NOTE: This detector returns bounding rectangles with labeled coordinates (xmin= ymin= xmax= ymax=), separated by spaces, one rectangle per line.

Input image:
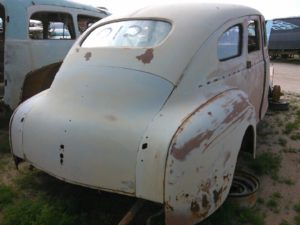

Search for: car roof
xmin=80 ymin=3 xmax=262 ymax=84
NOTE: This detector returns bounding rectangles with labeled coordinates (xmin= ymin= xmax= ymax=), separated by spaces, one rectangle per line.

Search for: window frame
xmin=217 ymin=24 xmax=243 ymax=62
xmin=247 ymin=19 xmax=261 ymax=53
xmin=28 ymin=11 xmax=76 ymax=40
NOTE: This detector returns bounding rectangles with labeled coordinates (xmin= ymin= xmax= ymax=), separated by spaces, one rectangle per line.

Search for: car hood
xmin=11 ymin=66 xmax=174 ymax=194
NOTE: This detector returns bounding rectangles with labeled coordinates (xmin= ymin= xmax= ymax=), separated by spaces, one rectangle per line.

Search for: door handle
xmin=247 ymin=61 xmax=252 ymax=69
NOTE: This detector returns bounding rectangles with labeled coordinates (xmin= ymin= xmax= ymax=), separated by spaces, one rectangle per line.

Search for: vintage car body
xmin=10 ymin=3 xmax=269 ymax=225
xmin=0 ymin=0 xmax=109 ymax=110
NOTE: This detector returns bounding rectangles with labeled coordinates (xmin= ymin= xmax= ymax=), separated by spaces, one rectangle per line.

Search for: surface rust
xmin=136 ymin=48 xmax=154 ymax=64
xmin=171 ymin=130 xmax=214 ymax=161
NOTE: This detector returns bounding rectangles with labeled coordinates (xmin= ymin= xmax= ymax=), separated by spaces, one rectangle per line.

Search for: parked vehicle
xmin=10 ymin=3 xmax=270 ymax=225
xmin=267 ymin=17 xmax=300 ymax=58
xmin=0 ymin=0 xmax=109 ymax=110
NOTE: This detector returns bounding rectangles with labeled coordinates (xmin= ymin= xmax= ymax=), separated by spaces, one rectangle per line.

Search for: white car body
xmin=10 ymin=3 xmax=269 ymax=225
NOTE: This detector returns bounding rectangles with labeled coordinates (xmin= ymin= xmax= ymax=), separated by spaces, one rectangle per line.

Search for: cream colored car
xmin=10 ymin=3 xmax=269 ymax=225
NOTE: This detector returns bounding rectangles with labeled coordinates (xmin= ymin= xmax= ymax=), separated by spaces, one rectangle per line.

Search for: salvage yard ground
xmin=0 ymin=61 xmax=300 ymax=225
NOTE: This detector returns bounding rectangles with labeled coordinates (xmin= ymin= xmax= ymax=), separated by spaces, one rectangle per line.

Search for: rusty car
xmin=0 ymin=0 xmax=109 ymax=110
xmin=10 ymin=3 xmax=270 ymax=225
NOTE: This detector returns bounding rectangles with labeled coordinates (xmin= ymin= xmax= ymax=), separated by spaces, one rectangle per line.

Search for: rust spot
xmin=202 ymin=195 xmax=209 ymax=209
xmin=165 ymin=201 xmax=174 ymax=212
xmin=223 ymin=174 xmax=230 ymax=182
xmin=200 ymin=180 xmax=211 ymax=194
xmin=105 ymin=115 xmax=117 ymax=122
xmin=191 ymin=201 xmax=200 ymax=213
xmin=171 ymin=130 xmax=214 ymax=161
xmin=84 ymin=52 xmax=92 ymax=61
xmin=213 ymin=187 xmax=224 ymax=207
xmin=136 ymin=48 xmax=154 ymax=64
xmin=223 ymin=152 xmax=231 ymax=167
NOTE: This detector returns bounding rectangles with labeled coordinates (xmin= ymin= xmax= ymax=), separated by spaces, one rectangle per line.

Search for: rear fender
xmin=21 ymin=62 xmax=62 ymax=102
xmin=164 ymin=90 xmax=256 ymax=225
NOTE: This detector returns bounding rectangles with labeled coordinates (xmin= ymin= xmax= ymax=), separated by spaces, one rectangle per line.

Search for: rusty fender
xmin=164 ymin=89 xmax=256 ymax=225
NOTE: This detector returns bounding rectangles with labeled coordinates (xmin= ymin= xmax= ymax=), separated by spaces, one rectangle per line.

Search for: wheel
xmin=228 ymin=171 xmax=260 ymax=208
xmin=269 ymin=99 xmax=289 ymax=111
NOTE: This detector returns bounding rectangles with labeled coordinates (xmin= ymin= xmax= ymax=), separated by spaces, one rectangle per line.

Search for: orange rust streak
xmin=171 ymin=130 xmax=214 ymax=161
xmin=136 ymin=48 xmax=154 ymax=64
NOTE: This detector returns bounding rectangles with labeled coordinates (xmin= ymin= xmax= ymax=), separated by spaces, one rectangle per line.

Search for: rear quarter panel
xmin=164 ymin=90 xmax=256 ymax=225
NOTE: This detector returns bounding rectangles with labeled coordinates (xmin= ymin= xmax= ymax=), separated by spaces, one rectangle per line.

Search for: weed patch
xmin=201 ymin=202 xmax=264 ymax=225
xmin=0 ymin=132 xmax=10 ymax=154
xmin=2 ymin=198 xmax=77 ymax=225
xmin=0 ymin=185 xmax=16 ymax=209
xmin=248 ymin=152 xmax=281 ymax=177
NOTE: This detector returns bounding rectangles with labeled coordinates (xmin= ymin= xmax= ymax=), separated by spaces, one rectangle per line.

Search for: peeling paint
xmin=191 ymin=201 xmax=200 ymax=213
xmin=136 ymin=49 xmax=154 ymax=64
xmin=222 ymin=97 xmax=249 ymax=124
xmin=171 ymin=130 xmax=214 ymax=161
xmin=213 ymin=187 xmax=224 ymax=207
xmin=202 ymin=195 xmax=209 ymax=209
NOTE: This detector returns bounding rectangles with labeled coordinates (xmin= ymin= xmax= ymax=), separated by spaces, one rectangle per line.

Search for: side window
xmin=77 ymin=15 xmax=100 ymax=34
xmin=217 ymin=25 xmax=242 ymax=61
xmin=248 ymin=20 xmax=260 ymax=52
xmin=29 ymin=12 xmax=75 ymax=40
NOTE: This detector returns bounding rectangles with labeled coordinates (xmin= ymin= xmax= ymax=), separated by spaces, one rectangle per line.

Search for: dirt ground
xmin=272 ymin=62 xmax=300 ymax=94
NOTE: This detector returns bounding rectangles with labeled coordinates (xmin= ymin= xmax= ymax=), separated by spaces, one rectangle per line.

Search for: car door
xmin=246 ymin=16 xmax=267 ymax=121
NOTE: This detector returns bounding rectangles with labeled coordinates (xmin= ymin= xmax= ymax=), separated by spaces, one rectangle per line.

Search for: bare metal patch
xmin=136 ymin=49 xmax=154 ymax=64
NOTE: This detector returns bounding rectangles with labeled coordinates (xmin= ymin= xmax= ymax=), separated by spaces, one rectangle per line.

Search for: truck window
xmin=248 ymin=20 xmax=260 ymax=52
xmin=78 ymin=15 xmax=100 ymax=34
xmin=217 ymin=25 xmax=242 ymax=61
xmin=29 ymin=12 xmax=75 ymax=40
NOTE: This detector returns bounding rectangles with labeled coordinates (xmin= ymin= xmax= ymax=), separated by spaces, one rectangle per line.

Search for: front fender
xmin=164 ymin=89 xmax=256 ymax=225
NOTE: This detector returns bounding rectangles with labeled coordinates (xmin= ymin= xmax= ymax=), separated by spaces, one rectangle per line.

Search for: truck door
xmin=246 ymin=16 xmax=267 ymax=121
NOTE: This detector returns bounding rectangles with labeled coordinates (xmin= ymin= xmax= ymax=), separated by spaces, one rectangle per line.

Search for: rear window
xmin=81 ymin=20 xmax=171 ymax=48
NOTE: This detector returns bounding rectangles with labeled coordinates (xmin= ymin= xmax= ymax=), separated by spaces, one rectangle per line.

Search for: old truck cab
xmin=0 ymin=0 xmax=109 ymax=110
xmin=10 ymin=3 xmax=269 ymax=225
